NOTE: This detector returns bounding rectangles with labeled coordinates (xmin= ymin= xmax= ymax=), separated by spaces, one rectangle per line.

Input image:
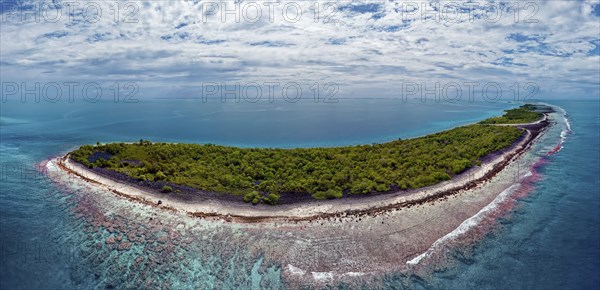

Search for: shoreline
xmin=52 ymin=116 xmax=550 ymax=223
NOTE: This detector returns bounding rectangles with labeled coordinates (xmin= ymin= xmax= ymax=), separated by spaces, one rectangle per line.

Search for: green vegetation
xmin=479 ymin=104 xmax=543 ymax=124
xmin=265 ymin=193 xmax=281 ymax=205
xmin=161 ymin=185 xmax=173 ymax=193
xmin=242 ymin=191 xmax=264 ymax=205
xmin=70 ymin=124 xmax=524 ymax=204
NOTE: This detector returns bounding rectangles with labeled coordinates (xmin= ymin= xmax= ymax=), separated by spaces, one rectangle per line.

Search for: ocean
xmin=0 ymin=98 xmax=598 ymax=289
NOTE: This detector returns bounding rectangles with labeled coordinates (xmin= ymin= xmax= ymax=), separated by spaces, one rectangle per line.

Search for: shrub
xmin=265 ymin=193 xmax=280 ymax=205
xmin=375 ymin=183 xmax=390 ymax=192
xmin=161 ymin=185 xmax=173 ymax=193
xmin=312 ymin=188 xmax=343 ymax=200
xmin=243 ymin=191 xmax=261 ymax=204
xmin=155 ymin=171 xmax=167 ymax=180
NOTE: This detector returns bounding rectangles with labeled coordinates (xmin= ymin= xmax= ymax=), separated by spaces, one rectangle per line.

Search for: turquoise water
xmin=0 ymin=99 xmax=517 ymax=148
xmin=0 ymin=99 xmax=598 ymax=289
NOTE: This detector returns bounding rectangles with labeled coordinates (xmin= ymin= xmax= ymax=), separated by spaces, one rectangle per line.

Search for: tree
xmin=265 ymin=193 xmax=280 ymax=205
xmin=312 ymin=188 xmax=343 ymax=200
xmin=243 ymin=191 xmax=261 ymax=204
xmin=155 ymin=171 xmax=167 ymax=180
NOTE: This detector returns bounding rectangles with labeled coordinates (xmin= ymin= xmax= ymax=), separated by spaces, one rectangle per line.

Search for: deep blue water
xmin=0 ymin=99 xmax=598 ymax=289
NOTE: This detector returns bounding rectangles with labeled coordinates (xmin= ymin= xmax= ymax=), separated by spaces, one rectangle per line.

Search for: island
xmin=55 ymin=104 xmax=550 ymax=222
xmin=479 ymin=104 xmax=544 ymax=124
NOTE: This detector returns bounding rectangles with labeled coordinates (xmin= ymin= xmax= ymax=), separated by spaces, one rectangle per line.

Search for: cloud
xmin=0 ymin=0 xmax=598 ymax=99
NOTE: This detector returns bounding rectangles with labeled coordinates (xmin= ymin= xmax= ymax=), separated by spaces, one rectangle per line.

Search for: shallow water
xmin=0 ymin=99 xmax=598 ymax=289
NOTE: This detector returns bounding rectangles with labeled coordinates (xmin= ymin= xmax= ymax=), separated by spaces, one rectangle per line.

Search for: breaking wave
xmin=406 ymin=183 xmax=521 ymax=266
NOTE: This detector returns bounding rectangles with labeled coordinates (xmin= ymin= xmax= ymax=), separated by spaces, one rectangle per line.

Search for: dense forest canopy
xmin=71 ymin=105 xmax=542 ymax=205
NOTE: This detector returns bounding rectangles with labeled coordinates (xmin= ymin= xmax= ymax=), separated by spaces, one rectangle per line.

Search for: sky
xmin=0 ymin=0 xmax=599 ymax=101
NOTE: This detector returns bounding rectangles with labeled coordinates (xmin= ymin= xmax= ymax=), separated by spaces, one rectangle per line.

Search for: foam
xmin=288 ymin=264 xmax=306 ymax=276
xmin=311 ymin=272 xmax=334 ymax=282
xmin=407 ymin=183 xmax=520 ymax=266
xmin=341 ymin=272 xmax=366 ymax=277
xmin=539 ymin=103 xmax=571 ymax=154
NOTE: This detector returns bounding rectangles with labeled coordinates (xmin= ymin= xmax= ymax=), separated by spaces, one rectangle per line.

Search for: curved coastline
xmin=50 ymin=114 xmax=550 ymax=223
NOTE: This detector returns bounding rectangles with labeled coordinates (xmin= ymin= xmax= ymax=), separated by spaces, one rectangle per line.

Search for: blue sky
xmin=1 ymin=0 xmax=599 ymax=100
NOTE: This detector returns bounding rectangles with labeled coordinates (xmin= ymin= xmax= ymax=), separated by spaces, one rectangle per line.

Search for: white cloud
xmin=0 ymin=0 xmax=598 ymax=99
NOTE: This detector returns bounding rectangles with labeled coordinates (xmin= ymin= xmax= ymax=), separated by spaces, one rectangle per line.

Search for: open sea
xmin=0 ymin=98 xmax=598 ymax=289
